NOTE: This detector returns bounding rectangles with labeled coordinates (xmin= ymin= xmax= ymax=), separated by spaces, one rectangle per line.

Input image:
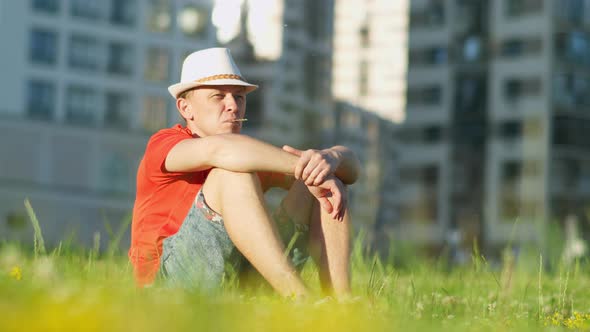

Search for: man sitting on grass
xmin=129 ymin=48 xmax=361 ymax=298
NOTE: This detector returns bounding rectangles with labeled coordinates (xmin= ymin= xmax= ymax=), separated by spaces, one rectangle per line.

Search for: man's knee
xmin=205 ymin=168 xmax=259 ymax=187
xmin=201 ymin=169 xmax=260 ymax=217
xmin=202 ymin=168 xmax=261 ymax=210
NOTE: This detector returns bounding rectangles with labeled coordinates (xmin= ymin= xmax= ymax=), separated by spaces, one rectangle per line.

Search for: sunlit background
xmin=0 ymin=0 xmax=589 ymax=264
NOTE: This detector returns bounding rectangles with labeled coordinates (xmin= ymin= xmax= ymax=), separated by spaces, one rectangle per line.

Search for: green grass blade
xmin=24 ymin=198 xmax=46 ymax=257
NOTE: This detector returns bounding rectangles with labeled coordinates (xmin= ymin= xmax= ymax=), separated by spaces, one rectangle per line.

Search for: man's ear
xmin=176 ymin=98 xmax=193 ymax=121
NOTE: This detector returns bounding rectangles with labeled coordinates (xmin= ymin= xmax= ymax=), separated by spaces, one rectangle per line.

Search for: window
xmin=359 ymin=23 xmax=370 ymax=48
xmin=283 ymin=79 xmax=298 ymax=92
xmin=454 ymin=75 xmax=486 ymax=113
xmin=409 ymin=46 xmax=448 ymax=66
xmin=99 ymin=152 xmax=131 ymax=194
xmin=359 ymin=60 xmax=369 ymax=97
xmin=341 ymin=110 xmax=360 ymax=129
xmin=423 ymin=166 xmax=438 ymax=187
xmin=32 ymin=0 xmax=59 ymax=13
xmin=304 ymin=54 xmax=330 ymax=101
xmin=107 ymin=42 xmax=134 ymax=76
xmin=505 ymin=0 xmax=543 ymax=17
xmin=554 ymin=0 xmax=586 ymax=24
xmin=144 ymin=47 xmax=170 ymax=82
xmin=555 ymin=32 xmax=590 ymax=66
xmin=503 ymin=161 xmax=522 ymax=182
xmin=562 ymin=159 xmax=581 ymax=187
xmin=69 ymin=35 xmax=101 ymax=71
xmin=30 ymin=28 xmax=58 ymax=65
xmin=399 ymin=165 xmax=439 ymax=223
xmin=501 ymin=161 xmax=522 ymax=220
xmin=410 ymin=0 xmax=445 ymax=28
xmin=553 ymin=73 xmax=590 ymax=107
xmin=523 ymin=117 xmax=543 ymax=138
xmin=423 ymin=126 xmax=442 ymax=143
xmin=142 ymin=95 xmax=168 ymax=132
xmin=70 ymin=0 xmax=102 ymax=20
xmin=146 ymin=0 xmax=173 ymax=33
xmin=500 ymin=38 xmax=542 ymax=57
xmin=523 ymin=159 xmax=542 ymax=177
xmin=499 ymin=121 xmax=522 ymax=140
xmin=304 ymin=0 xmax=331 ymax=42
xmin=104 ymin=92 xmax=131 ymax=129
xmin=407 ymin=85 xmax=442 ymax=106
xmin=110 ymin=0 xmax=136 ymax=26
xmin=27 ymin=80 xmax=55 ymax=120
xmin=552 ymin=115 xmax=590 ymax=149
xmin=66 ymin=85 xmax=98 ymax=126
xmin=504 ymin=77 xmax=541 ymax=100
xmin=501 ymin=195 xmax=521 ymax=220
xmin=461 ymin=37 xmax=482 ymax=62
xmin=178 ymin=5 xmax=208 ymax=37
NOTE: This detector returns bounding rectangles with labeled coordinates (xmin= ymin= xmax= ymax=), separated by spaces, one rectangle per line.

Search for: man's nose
xmin=224 ymin=94 xmax=238 ymax=111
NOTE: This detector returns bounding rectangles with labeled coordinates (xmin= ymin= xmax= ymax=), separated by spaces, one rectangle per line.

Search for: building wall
xmin=332 ymin=102 xmax=398 ymax=245
xmin=0 ymin=0 xmax=218 ymax=246
xmin=265 ymin=0 xmax=335 ymax=148
xmin=332 ymin=0 xmax=409 ymax=123
xmin=0 ymin=0 xmax=343 ymax=248
xmin=484 ymin=0 xmax=552 ymax=244
xmin=402 ymin=0 xmax=590 ymax=251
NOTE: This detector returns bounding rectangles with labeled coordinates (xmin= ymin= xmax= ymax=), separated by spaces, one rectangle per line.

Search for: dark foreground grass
xmin=2 ymin=236 xmax=590 ymax=332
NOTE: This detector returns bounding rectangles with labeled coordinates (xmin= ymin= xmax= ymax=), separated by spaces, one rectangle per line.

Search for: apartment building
xmin=332 ymin=0 xmax=409 ymax=123
xmin=0 ymin=0 xmax=348 ymax=249
xmin=332 ymin=102 xmax=398 ymax=244
xmin=326 ymin=0 xmax=408 ymax=239
xmin=0 ymin=0 xmax=220 ymax=246
xmin=402 ymin=0 xmax=590 ymax=252
xmin=263 ymin=0 xmax=335 ymax=148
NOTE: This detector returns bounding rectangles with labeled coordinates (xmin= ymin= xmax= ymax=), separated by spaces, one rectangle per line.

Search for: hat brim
xmin=168 ymin=79 xmax=258 ymax=98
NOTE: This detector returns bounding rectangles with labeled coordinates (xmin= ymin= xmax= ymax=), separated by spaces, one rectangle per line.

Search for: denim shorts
xmin=160 ymin=189 xmax=309 ymax=291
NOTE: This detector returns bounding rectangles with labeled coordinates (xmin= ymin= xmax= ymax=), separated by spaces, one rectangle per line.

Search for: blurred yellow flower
xmin=9 ymin=266 xmax=22 ymax=281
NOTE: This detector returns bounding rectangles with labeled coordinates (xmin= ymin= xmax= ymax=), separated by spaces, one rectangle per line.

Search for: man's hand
xmin=306 ymin=175 xmax=347 ymax=221
xmin=283 ymin=145 xmax=340 ymax=186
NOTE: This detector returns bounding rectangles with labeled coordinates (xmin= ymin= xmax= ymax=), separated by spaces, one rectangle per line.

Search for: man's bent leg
xmin=278 ymin=180 xmax=351 ymax=296
xmin=202 ymin=168 xmax=307 ymax=297
xmin=309 ymin=197 xmax=351 ymax=296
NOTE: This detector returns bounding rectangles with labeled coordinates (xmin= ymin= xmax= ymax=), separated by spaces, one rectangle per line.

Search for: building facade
xmin=332 ymin=0 xmax=409 ymax=123
xmin=0 ymin=0 xmax=345 ymax=248
xmin=328 ymin=0 xmax=408 ymax=240
xmin=0 ymin=0 xmax=219 ymax=246
xmin=331 ymin=102 xmax=398 ymax=245
xmin=264 ymin=0 xmax=335 ymax=148
xmin=402 ymin=0 xmax=590 ymax=252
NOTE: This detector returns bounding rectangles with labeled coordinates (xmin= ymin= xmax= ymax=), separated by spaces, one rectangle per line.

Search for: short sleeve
xmin=144 ymin=129 xmax=191 ymax=181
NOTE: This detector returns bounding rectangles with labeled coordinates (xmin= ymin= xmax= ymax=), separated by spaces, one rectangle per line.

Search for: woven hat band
xmin=195 ymin=74 xmax=244 ymax=83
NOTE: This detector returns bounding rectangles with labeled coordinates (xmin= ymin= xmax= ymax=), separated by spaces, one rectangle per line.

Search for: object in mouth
xmin=233 ymin=119 xmax=248 ymax=122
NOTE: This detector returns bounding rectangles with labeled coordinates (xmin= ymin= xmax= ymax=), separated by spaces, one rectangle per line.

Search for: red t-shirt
xmin=129 ymin=124 xmax=207 ymax=286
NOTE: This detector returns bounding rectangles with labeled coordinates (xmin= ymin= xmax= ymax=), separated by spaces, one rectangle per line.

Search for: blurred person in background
xmin=128 ymin=47 xmax=361 ymax=298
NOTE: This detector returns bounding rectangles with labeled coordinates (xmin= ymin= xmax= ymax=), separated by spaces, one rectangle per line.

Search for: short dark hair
xmin=177 ymin=89 xmax=194 ymax=100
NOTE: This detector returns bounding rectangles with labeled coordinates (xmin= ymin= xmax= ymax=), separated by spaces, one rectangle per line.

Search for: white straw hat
xmin=167 ymin=47 xmax=258 ymax=98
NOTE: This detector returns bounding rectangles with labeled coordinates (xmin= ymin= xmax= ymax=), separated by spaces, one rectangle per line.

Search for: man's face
xmin=183 ymin=85 xmax=247 ymax=136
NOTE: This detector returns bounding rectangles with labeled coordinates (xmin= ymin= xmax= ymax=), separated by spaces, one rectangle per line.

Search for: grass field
xmin=1 ymin=204 xmax=590 ymax=331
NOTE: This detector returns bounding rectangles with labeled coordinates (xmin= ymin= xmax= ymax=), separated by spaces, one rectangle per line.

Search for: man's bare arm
xmin=165 ymin=133 xmax=298 ymax=174
xmin=165 ymin=134 xmax=354 ymax=219
xmin=330 ymin=145 xmax=361 ymax=185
